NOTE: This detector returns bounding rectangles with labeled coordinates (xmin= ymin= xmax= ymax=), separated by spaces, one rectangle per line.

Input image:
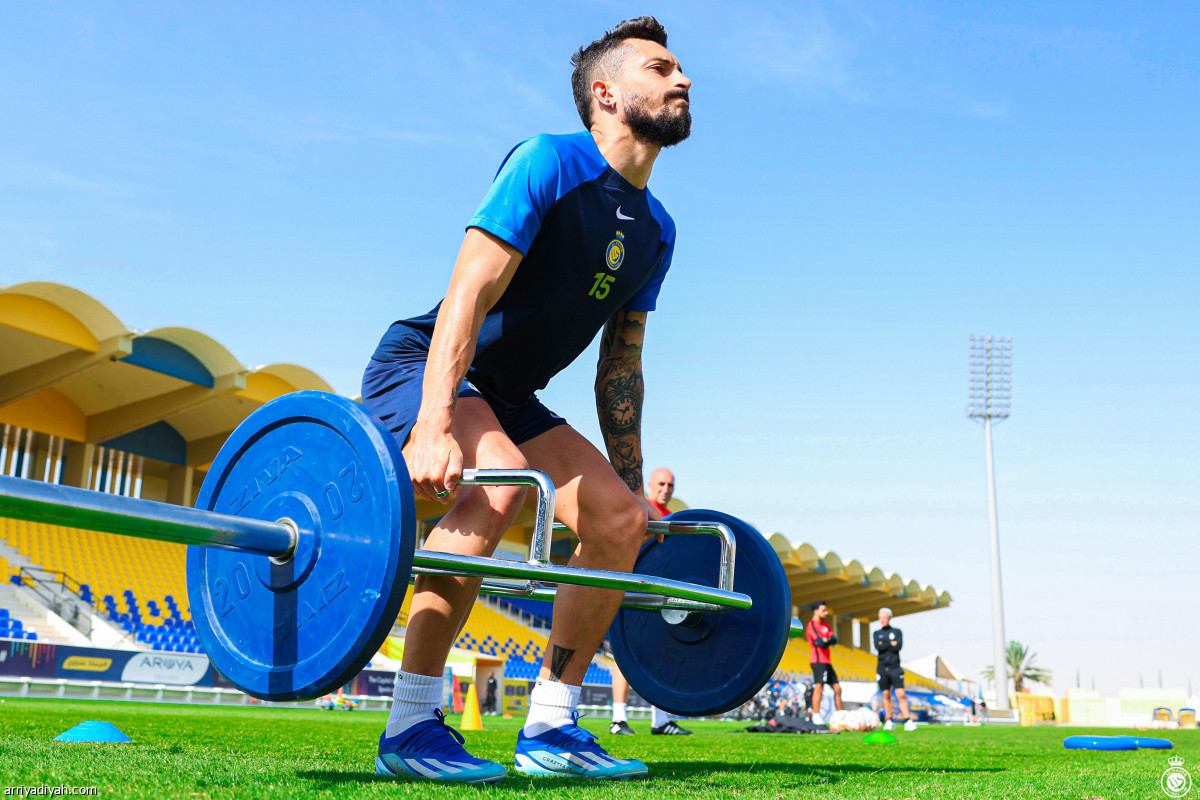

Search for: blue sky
xmin=2 ymin=1 xmax=1197 ymax=698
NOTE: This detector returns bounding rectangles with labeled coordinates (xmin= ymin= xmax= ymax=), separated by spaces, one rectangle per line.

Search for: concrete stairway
xmin=0 ymin=581 xmax=89 ymax=646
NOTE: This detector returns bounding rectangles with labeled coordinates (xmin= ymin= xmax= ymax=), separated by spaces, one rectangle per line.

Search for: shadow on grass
xmin=298 ymin=761 xmax=1004 ymax=790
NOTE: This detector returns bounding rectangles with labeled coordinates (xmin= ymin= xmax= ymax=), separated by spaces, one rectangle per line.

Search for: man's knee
xmin=584 ymin=492 xmax=647 ymax=552
xmin=457 ymin=443 xmax=530 ymax=539
xmin=451 ymin=482 xmax=528 ymax=545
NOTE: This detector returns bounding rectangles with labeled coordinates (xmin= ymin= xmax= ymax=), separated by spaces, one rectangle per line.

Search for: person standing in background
xmin=804 ymin=601 xmax=843 ymax=725
xmin=645 ymin=467 xmax=675 ymax=517
xmin=608 ymin=466 xmax=692 ymax=735
xmin=874 ymin=607 xmax=918 ymax=732
xmin=485 ymin=672 xmax=498 ymax=716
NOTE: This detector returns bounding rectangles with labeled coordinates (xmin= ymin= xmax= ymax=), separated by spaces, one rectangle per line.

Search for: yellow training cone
xmin=460 ymin=683 xmax=483 ymax=731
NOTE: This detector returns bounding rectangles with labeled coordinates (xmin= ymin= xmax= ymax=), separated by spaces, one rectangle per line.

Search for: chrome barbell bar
xmin=0 ymin=469 xmax=757 ymax=617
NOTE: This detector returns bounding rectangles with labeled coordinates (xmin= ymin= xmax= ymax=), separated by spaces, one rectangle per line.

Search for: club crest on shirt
xmin=606 ymin=231 xmax=625 ymax=271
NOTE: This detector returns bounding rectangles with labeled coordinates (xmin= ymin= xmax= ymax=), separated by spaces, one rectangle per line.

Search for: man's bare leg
xmin=612 ymin=665 xmax=630 ymax=704
xmin=400 ymin=398 xmax=529 ymax=677
xmin=610 ymin=663 xmax=632 ymax=731
xmin=384 ymin=398 xmax=528 ymax=742
xmin=812 ymin=682 xmax=824 ymax=718
xmin=508 ymin=424 xmax=651 ymax=779
xmin=518 ymin=425 xmax=647 ymax=689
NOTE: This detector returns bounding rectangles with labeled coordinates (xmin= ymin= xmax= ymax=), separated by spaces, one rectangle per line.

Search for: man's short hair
xmin=879 ymin=607 xmax=893 ymax=617
xmin=571 ymin=16 xmax=669 ymax=127
xmin=811 ymin=601 xmax=827 ymax=611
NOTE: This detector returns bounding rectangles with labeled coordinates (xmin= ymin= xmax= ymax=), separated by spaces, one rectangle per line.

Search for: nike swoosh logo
xmin=616 ymin=206 xmax=634 ymax=220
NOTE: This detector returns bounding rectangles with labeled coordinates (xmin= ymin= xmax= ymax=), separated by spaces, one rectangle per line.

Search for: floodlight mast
xmin=968 ymin=335 xmax=1013 ymax=711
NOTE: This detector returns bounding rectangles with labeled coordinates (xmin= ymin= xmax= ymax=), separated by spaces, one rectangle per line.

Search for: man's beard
xmin=625 ymin=90 xmax=692 ymax=148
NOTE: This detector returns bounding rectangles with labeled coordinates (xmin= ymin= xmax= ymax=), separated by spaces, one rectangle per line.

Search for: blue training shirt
xmin=372 ymin=131 xmax=676 ymax=410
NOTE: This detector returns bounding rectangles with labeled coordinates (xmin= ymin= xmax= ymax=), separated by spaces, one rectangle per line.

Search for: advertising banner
xmin=0 ymin=640 xmax=215 ymax=687
xmin=0 ymin=640 xmax=59 ymax=679
xmin=346 ymin=670 xmax=395 ymax=697
xmin=119 ymin=651 xmax=211 ymax=686
xmin=496 ymin=678 xmax=636 ymax=714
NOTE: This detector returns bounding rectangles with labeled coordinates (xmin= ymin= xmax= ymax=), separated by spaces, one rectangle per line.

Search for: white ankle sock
xmin=612 ymin=702 xmax=628 ymax=724
xmin=523 ymin=678 xmax=580 ymax=736
xmin=386 ymin=670 xmax=443 ymax=737
xmin=651 ymin=705 xmax=670 ymax=728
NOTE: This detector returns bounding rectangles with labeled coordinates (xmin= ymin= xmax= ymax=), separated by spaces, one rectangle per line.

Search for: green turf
xmin=2 ymin=698 xmax=1197 ymax=799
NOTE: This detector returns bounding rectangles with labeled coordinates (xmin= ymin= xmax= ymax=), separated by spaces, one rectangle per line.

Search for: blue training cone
xmin=55 ymin=721 xmax=132 ymax=743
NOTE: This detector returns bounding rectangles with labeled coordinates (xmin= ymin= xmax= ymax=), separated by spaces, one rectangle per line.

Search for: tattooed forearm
xmin=596 ymin=311 xmax=647 ymax=493
xmin=549 ymin=645 xmax=576 ymax=681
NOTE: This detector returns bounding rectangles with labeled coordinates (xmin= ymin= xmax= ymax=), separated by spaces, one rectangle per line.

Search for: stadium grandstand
xmin=0 ymin=281 xmax=955 ymax=703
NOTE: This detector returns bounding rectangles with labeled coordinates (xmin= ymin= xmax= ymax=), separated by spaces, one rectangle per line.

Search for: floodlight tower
xmin=968 ymin=335 xmax=1013 ymax=710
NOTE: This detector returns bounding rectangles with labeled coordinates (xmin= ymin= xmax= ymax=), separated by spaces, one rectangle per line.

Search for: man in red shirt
xmin=606 ymin=466 xmax=692 ymax=736
xmin=804 ymin=600 xmax=843 ymax=724
xmin=645 ymin=467 xmax=675 ymax=517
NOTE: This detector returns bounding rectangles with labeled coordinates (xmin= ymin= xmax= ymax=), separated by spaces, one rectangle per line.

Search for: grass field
xmin=2 ymin=699 xmax=1197 ymax=799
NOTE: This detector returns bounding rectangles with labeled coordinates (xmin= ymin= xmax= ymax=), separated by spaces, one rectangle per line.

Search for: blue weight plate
xmin=610 ymin=509 xmax=791 ymax=717
xmin=188 ymin=391 xmax=414 ymax=701
xmin=1063 ymin=735 xmax=1138 ymax=751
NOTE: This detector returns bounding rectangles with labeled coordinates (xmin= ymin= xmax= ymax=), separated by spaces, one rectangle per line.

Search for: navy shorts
xmin=361 ymin=356 xmax=568 ymax=449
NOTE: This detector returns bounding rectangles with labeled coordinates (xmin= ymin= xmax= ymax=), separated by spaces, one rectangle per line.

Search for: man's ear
xmin=591 ymin=78 xmax=616 ymax=111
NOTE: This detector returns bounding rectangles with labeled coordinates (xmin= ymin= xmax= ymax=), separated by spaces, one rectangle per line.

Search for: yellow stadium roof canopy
xmin=768 ymin=534 xmax=951 ymax=621
xmin=0 ymin=282 xmax=333 ymax=500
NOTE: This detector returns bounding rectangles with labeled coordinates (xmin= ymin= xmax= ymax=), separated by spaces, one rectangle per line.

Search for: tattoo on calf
xmin=549 ymin=645 xmax=576 ymax=681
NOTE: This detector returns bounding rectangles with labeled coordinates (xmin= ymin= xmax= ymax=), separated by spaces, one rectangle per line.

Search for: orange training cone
xmin=460 ymin=683 xmax=483 ymax=731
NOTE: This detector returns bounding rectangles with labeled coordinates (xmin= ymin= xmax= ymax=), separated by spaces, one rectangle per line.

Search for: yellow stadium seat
xmin=448 ymin=598 xmax=550 ymax=661
xmin=1 ymin=514 xmax=193 ymax=623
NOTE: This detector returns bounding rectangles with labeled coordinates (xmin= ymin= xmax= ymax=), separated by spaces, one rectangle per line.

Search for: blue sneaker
xmin=375 ymin=709 xmax=506 ymax=784
xmin=515 ymin=713 xmax=647 ymax=780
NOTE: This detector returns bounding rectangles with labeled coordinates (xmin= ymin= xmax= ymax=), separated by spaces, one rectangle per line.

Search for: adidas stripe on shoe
xmin=376 ymin=709 xmax=506 ymax=784
xmin=515 ymin=713 xmax=647 ymax=780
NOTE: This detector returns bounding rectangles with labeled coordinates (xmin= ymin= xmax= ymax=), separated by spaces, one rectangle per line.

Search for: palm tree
xmin=981 ymin=640 xmax=1053 ymax=693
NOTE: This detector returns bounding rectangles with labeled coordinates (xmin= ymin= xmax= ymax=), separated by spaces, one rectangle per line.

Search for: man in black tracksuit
xmin=873 ymin=607 xmax=916 ymax=731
